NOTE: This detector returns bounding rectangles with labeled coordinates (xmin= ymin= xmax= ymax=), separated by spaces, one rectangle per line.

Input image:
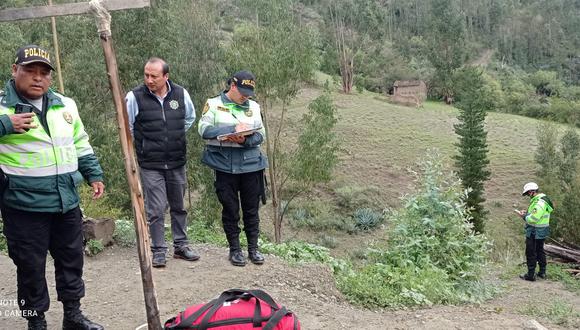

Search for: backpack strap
xmin=167 ymin=289 xmax=284 ymax=330
xmin=166 ymin=298 xmax=218 ymax=329
xmin=262 ymin=306 xmax=288 ymax=330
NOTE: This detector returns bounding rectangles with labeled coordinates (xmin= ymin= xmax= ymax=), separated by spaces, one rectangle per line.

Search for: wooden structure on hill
xmin=391 ymin=80 xmax=427 ymax=107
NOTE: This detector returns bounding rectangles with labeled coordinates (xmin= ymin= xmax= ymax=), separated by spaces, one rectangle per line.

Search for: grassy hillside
xmin=265 ymin=77 xmax=564 ymax=262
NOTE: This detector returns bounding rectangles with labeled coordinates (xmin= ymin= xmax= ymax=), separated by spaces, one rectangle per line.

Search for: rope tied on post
xmin=89 ymin=0 xmax=111 ymax=38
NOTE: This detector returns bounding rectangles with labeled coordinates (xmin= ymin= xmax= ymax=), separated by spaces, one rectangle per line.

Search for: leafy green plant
xmin=186 ymin=219 xmax=228 ymax=247
xmin=260 ymin=239 xmax=351 ymax=274
xmin=113 ymin=219 xmax=136 ymax=248
xmin=353 ymin=208 xmax=384 ymax=231
xmin=85 ymin=239 xmax=104 ymax=257
xmin=338 ymin=151 xmax=496 ymax=308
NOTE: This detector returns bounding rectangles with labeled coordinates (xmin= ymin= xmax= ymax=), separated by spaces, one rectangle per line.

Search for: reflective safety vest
xmin=0 ymin=83 xmax=102 ymax=213
xmin=198 ymin=94 xmax=268 ymax=174
xmin=198 ymin=95 xmax=265 ymax=148
xmin=525 ymin=193 xmax=552 ymax=228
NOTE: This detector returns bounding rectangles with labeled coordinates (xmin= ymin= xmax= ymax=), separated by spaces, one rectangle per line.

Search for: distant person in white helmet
xmin=514 ymin=182 xmax=554 ymax=281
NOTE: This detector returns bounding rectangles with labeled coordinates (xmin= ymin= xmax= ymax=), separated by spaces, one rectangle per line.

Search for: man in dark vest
xmin=125 ymin=57 xmax=199 ymax=267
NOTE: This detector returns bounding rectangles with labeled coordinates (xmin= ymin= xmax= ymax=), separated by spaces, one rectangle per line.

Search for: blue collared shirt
xmin=125 ymin=82 xmax=195 ymax=135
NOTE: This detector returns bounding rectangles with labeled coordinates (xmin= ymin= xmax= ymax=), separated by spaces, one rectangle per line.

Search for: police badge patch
xmin=63 ymin=112 xmax=73 ymax=124
xmin=244 ymin=109 xmax=253 ymax=117
xmin=169 ymin=100 xmax=179 ymax=110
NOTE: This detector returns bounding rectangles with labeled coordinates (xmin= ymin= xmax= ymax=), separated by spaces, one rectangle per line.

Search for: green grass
xmin=519 ymin=299 xmax=580 ymax=328
xmin=277 ymin=84 xmax=580 ymax=265
xmin=501 ymin=263 xmax=580 ymax=293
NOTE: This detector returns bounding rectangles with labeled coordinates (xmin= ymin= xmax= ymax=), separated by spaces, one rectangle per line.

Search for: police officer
xmin=0 ymin=45 xmax=104 ymax=329
xmin=198 ymin=70 xmax=268 ymax=266
xmin=515 ymin=182 xmax=553 ymax=281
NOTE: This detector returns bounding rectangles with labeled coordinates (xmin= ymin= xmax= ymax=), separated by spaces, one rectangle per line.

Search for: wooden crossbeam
xmin=0 ymin=0 xmax=150 ymax=22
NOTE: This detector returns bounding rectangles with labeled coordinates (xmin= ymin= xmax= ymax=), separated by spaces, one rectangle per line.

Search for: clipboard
xmin=217 ymin=127 xmax=262 ymax=141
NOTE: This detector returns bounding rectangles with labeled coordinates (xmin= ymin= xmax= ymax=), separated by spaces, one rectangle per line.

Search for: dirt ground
xmin=0 ymin=244 xmax=578 ymax=330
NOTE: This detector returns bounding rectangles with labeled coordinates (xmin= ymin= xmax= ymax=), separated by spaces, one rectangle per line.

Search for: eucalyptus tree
xmin=227 ymin=0 xmax=319 ymax=242
xmin=321 ymin=0 xmax=385 ymax=94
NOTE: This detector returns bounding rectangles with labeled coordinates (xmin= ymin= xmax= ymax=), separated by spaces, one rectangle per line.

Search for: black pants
xmin=2 ymin=206 xmax=85 ymax=314
xmin=525 ymin=234 xmax=546 ymax=275
xmin=215 ymin=170 xmax=262 ymax=252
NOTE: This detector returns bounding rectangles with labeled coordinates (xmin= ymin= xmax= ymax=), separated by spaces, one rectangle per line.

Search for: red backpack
xmin=164 ymin=289 xmax=300 ymax=330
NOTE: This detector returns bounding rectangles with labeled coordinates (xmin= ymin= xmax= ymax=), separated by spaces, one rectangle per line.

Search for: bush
xmin=260 ymin=239 xmax=350 ymax=274
xmin=288 ymin=199 xmax=356 ymax=233
xmin=113 ymin=219 xmax=137 ymax=247
xmin=335 ymin=185 xmax=381 ymax=211
xmin=337 ymin=152 xmax=495 ymax=308
xmin=85 ymin=239 xmax=104 ymax=256
xmin=353 ymin=208 xmax=384 ymax=231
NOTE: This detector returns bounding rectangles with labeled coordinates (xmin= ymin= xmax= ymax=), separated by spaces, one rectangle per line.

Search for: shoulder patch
xmin=202 ymin=102 xmax=210 ymax=115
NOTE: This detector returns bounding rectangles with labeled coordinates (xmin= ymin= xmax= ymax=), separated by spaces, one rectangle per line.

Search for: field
xmin=262 ymin=77 xmax=546 ymax=262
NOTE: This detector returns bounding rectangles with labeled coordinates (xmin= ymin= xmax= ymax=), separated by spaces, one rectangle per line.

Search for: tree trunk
xmin=544 ymin=244 xmax=580 ymax=263
xmin=260 ymin=101 xmax=282 ymax=243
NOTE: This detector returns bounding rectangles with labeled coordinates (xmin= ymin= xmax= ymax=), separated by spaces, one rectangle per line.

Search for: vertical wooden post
xmin=48 ymin=0 xmax=65 ymax=93
xmin=88 ymin=1 xmax=161 ymax=329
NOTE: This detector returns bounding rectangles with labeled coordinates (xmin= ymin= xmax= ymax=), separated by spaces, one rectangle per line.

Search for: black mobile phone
xmin=15 ymin=103 xmax=34 ymax=114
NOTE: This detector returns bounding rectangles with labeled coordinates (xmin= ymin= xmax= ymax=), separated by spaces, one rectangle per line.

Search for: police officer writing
xmin=198 ymin=71 xmax=268 ymax=266
xmin=0 ymin=45 xmax=105 ymax=330
xmin=126 ymin=57 xmax=199 ymax=268
xmin=515 ymin=182 xmax=553 ymax=281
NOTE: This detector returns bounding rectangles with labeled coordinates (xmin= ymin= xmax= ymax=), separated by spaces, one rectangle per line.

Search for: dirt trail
xmin=0 ymin=244 xmax=577 ymax=329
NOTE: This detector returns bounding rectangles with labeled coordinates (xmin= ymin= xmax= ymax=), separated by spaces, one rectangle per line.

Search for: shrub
xmin=337 ymin=152 xmax=495 ymax=308
xmin=335 ymin=185 xmax=381 ymax=211
xmin=288 ymin=199 xmax=356 ymax=233
xmin=113 ymin=219 xmax=137 ymax=247
xmin=353 ymin=208 xmax=384 ymax=231
xmin=316 ymin=234 xmax=338 ymax=249
xmin=85 ymin=239 xmax=104 ymax=257
xmin=260 ymin=239 xmax=350 ymax=274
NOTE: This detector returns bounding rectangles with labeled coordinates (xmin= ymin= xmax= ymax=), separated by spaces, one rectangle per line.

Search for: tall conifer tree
xmin=453 ymin=68 xmax=493 ymax=233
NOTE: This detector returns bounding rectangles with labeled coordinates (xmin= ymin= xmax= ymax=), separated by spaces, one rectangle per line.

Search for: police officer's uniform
xmin=198 ymin=77 xmax=268 ymax=265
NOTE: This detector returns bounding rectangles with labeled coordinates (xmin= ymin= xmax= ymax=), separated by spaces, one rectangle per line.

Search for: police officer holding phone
xmin=0 ymin=45 xmax=105 ymax=330
xmin=198 ymin=71 xmax=268 ymax=267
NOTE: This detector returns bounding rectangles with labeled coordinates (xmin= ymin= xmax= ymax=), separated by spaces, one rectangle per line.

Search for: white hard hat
xmin=522 ymin=182 xmax=539 ymax=195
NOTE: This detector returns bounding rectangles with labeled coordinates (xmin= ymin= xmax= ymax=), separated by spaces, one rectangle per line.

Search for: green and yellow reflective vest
xmin=524 ymin=193 xmax=553 ymax=239
xmin=0 ymin=81 xmax=103 ymax=213
xmin=198 ymin=93 xmax=268 ymax=174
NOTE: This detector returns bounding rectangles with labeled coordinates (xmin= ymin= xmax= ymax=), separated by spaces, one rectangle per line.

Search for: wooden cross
xmin=0 ymin=1 xmax=161 ymax=329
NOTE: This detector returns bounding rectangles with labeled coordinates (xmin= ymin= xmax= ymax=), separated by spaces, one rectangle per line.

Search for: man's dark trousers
xmin=2 ymin=206 xmax=85 ymax=314
xmin=525 ymin=233 xmax=546 ymax=275
xmin=215 ymin=170 xmax=262 ymax=251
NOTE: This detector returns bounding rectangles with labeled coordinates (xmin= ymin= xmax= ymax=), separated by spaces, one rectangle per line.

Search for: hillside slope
xmin=267 ymin=84 xmax=546 ymax=257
